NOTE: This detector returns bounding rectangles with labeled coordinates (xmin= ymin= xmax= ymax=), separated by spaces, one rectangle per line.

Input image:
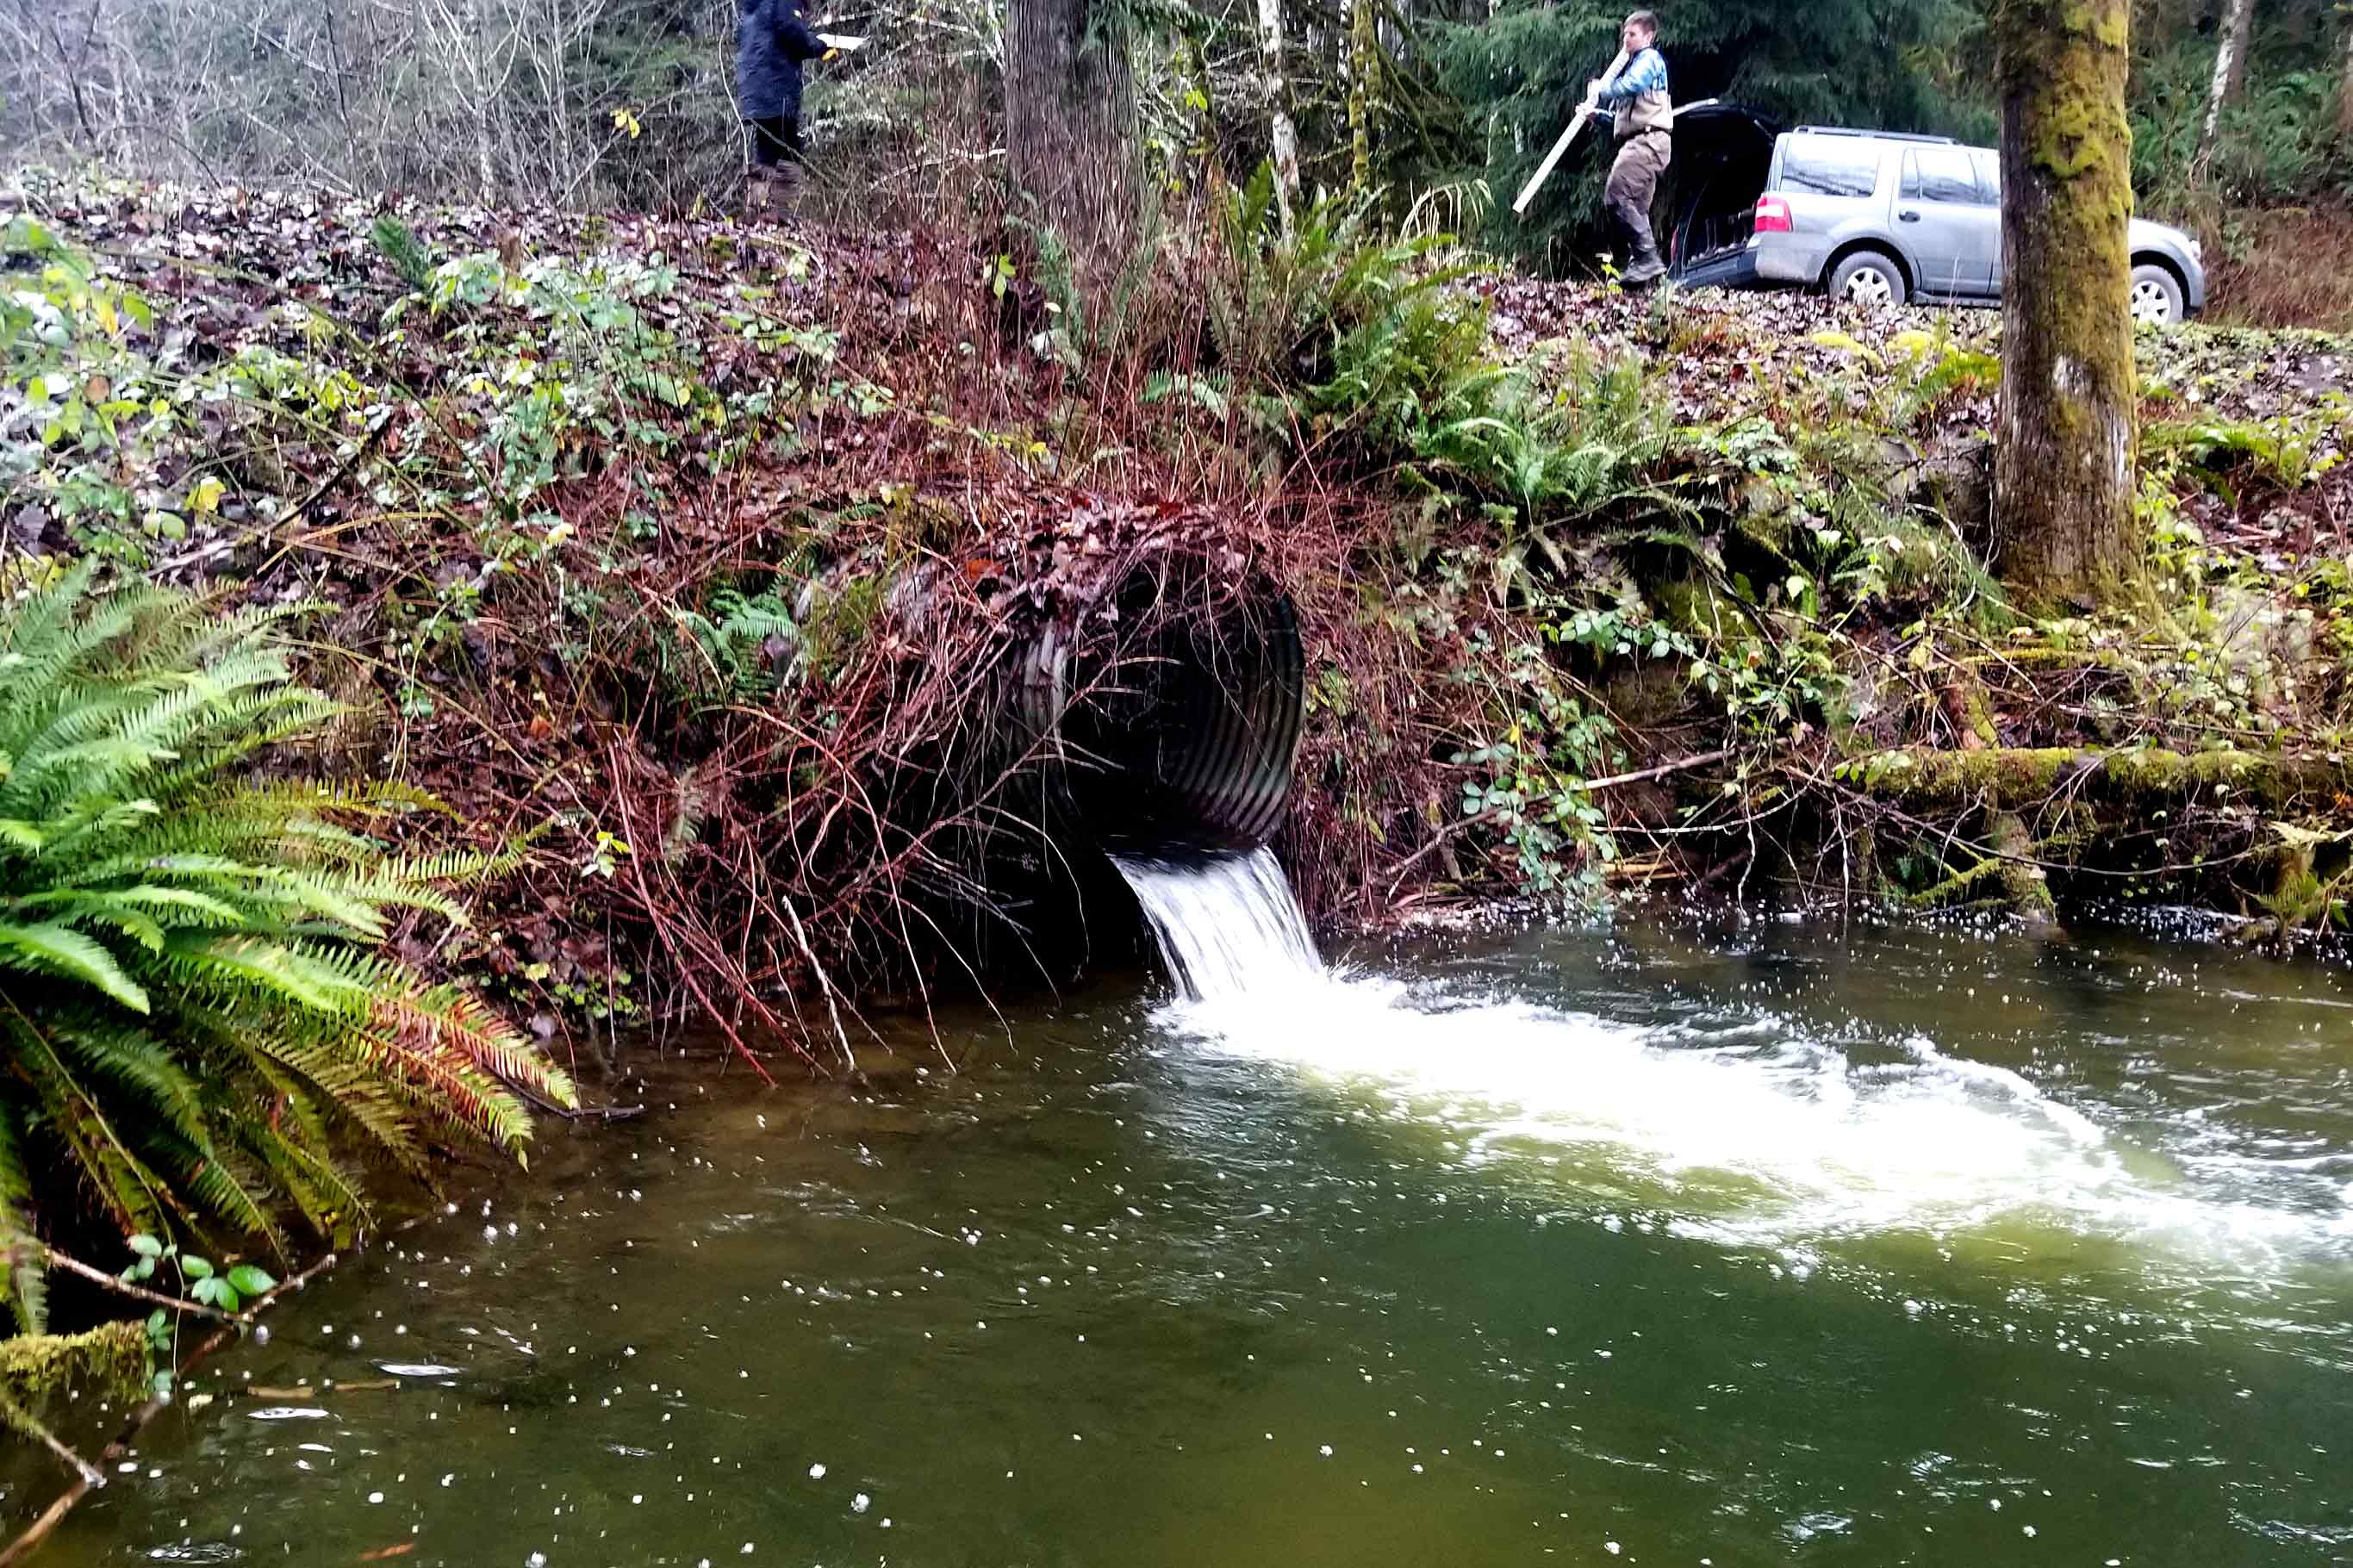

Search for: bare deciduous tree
xmin=2197 ymin=0 xmax=2256 ymax=170
xmin=1256 ymin=0 xmax=1300 ymax=213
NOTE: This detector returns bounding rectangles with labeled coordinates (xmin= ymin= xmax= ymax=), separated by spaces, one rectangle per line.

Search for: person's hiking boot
xmin=1622 ymin=247 xmax=1667 ymax=287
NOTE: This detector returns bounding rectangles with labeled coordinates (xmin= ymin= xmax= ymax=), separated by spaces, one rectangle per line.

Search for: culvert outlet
xmin=1018 ymin=570 xmax=1304 ymax=859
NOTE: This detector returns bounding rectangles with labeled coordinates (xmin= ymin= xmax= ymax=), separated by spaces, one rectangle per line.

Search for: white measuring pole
xmin=1512 ymin=47 xmax=1628 ymax=217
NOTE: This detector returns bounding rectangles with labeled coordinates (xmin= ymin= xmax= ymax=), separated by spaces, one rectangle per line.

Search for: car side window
xmin=1901 ymin=146 xmax=1986 ymax=205
xmin=1970 ymin=149 xmax=2001 ymax=198
xmin=1777 ymin=138 xmax=1882 ymax=199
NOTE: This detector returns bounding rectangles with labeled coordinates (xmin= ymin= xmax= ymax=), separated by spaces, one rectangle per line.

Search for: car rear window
xmin=1777 ymin=137 xmax=1882 ymax=199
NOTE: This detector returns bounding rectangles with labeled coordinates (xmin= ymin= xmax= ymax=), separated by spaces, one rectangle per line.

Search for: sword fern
xmin=0 ymin=563 xmax=576 ymax=1331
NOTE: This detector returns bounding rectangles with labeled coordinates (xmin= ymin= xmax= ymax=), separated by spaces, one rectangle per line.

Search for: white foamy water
xmin=1115 ymin=848 xmax=1324 ymax=1004
xmin=1115 ymin=850 xmax=2353 ymax=1277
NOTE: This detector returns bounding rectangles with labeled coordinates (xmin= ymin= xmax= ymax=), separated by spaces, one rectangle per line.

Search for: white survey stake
xmin=1512 ymin=47 xmax=1628 ymax=216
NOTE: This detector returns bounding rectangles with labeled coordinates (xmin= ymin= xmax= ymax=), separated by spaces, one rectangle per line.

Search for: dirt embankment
xmin=12 ymin=175 xmax=2353 ymax=1063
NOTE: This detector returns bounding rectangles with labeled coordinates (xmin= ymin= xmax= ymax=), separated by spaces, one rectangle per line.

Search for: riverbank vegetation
xmin=0 ymin=554 xmax=578 ymax=1468
xmin=7 ymin=0 xmax=2353 ymax=1512
xmin=9 ymin=173 xmax=2352 ymax=981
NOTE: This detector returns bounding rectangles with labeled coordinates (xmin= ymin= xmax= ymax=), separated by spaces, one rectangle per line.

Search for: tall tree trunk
xmin=2339 ymin=17 xmax=2353 ymax=135
xmin=1256 ymin=0 xmax=1301 ymax=214
xmin=549 ymin=0 xmax=574 ymax=202
xmin=2197 ymin=0 xmax=2255 ymax=168
xmin=1991 ymin=0 xmax=2140 ymax=607
xmin=1347 ymin=0 xmax=1373 ymax=195
xmin=470 ymin=0 xmax=496 ymax=200
xmin=1005 ymin=0 xmax=1136 ymax=264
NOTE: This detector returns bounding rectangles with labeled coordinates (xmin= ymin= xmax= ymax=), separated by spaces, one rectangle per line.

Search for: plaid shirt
xmin=1595 ymin=47 xmax=1669 ymax=107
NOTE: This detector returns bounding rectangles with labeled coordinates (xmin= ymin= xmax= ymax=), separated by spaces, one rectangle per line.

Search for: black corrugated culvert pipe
xmin=1018 ymin=564 xmax=1305 ymax=859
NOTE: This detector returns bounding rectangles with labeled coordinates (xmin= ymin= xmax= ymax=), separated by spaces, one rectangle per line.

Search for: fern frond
xmin=203 ymin=1015 xmax=426 ymax=1175
xmin=227 ymin=779 xmax=451 ymax=818
xmin=373 ymin=982 xmax=579 ymax=1113
xmin=2 ymin=571 xmax=566 ymax=1265
xmin=0 ymin=1113 xmax=47 ymax=1334
xmin=46 ymin=1014 xmax=210 ymax=1143
xmin=355 ymin=1028 xmax=537 ymax=1154
xmin=158 ymin=934 xmax=374 ymax=1016
xmin=257 ymin=1036 xmax=428 ymax=1173
xmin=0 ymin=920 xmax=148 ymax=1011
xmin=6 ymin=1014 xmax=173 ymax=1234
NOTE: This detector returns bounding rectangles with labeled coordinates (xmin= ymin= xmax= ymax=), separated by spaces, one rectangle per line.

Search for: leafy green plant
xmin=122 ymin=1232 xmax=274 ymax=1316
xmin=663 ymin=586 xmax=800 ymax=706
xmin=1414 ymin=347 xmax=1690 ymax=601
xmin=3 ymin=217 xmax=385 ymax=566
xmin=2 ymin=215 xmax=170 ymax=550
xmin=1205 ymin=161 xmax=1471 ymax=405
xmin=1453 ymin=641 xmax=1621 ymax=904
xmin=369 ymin=215 xmax=438 ymax=292
xmin=0 ymin=563 xmax=576 ymax=1332
xmin=1305 ymin=282 xmax=1491 ymax=449
xmin=2146 ymin=410 xmax=2347 ymax=497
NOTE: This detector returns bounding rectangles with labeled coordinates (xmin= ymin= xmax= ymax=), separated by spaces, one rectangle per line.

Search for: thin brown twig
xmin=0 ymin=1235 xmax=361 ymax=1568
xmin=37 ymin=1247 xmax=248 ymax=1328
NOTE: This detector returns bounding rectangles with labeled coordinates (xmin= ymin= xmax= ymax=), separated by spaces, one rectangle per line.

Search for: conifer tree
xmin=1006 ymin=0 xmax=1139 ymax=262
xmin=1432 ymin=0 xmax=1987 ymax=266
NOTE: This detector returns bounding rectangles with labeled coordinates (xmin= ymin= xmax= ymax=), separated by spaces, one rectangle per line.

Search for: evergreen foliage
xmin=0 ymin=564 xmax=576 ymax=1332
xmin=3 ymin=0 xmax=2350 ymax=286
xmin=369 ymin=215 xmax=439 ymax=293
xmin=1207 ymin=161 xmax=1475 ymax=432
xmin=1429 ymin=0 xmax=1992 ymax=268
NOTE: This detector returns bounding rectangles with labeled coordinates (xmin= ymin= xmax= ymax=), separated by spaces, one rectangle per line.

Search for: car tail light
xmin=1754 ymin=196 xmax=1792 ymax=234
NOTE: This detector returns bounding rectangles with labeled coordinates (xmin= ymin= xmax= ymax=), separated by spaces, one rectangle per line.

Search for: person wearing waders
xmin=1592 ymin=10 xmax=1671 ymax=286
xmin=738 ymin=0 xmax=822 ymax=212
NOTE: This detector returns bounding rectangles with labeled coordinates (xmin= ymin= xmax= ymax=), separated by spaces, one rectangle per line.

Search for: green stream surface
xmin=15 ymin=906 xmax=2353 ymax=1566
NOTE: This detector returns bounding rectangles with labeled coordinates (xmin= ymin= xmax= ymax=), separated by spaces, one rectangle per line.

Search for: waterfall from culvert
xmin=1111 ymin=847 xmax=1323 ymax=1004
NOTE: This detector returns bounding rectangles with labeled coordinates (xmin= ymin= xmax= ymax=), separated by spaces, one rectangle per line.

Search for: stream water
xmin=15 ymin=856 xmax=2353 ymax=1566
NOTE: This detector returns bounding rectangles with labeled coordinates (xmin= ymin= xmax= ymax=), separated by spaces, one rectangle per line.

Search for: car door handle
xmin=1897 ymin=209 xmax=1921 ymax=222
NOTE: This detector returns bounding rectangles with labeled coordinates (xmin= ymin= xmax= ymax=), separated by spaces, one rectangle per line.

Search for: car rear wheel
xmin=2130 ymin=263 xmax=2186 ymax=328
xmin=1827 ymin=252 xmax=1907 ymax=310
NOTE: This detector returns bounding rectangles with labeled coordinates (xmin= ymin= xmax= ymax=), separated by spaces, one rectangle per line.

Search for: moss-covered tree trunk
xmin=2340 ymin=20 xmax=2353 ymax=135
xmin=1991 ymin=0 xmax=2140 ymax=607
xmin=1348 ymin=0 xmax=1374 ymax=196
xmin=1005 ymin=0 xmax=1136 ymax=263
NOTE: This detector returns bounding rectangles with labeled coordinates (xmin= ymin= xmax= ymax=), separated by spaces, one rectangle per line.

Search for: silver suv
xmin=1667 ymin=121 xmax=2207 ymax=325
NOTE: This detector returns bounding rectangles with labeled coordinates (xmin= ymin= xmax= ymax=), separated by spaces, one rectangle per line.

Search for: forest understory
xmin=11 ymin=171 xmax=2353 ymax=1079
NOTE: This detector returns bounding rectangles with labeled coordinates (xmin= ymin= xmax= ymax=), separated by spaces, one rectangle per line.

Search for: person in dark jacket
xmin=737 ymin=0 xmax=822 ymax=202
